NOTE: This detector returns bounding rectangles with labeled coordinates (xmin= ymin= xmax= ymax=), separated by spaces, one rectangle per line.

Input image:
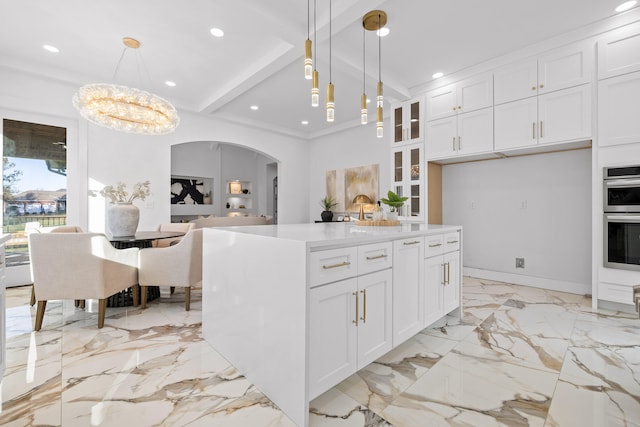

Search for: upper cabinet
xmin=425 ymin=73 xmax=493 ymax=121
xmin=597 ymin=23 xmax=640 ymax=80
xmin=391 ymin=96 xmax=424 ymax=145
xmin=494 ymin=43 xmax=593 ymax=105
xmin=391 ymin=143 xmax=424 ymax=221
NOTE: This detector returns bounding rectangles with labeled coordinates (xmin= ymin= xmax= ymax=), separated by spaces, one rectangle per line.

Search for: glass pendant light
xmin=361 ymin=27 xmax=368 ymax=125
xmin=311 ymin=0 xmax=319 ymax=107
xmin=376 ymin=12 xmax=384 ymax=138
xmin=326 ymin=0 xmax=334 ymax=122
xmin=304 ymin=0 xmax=312 ymax=79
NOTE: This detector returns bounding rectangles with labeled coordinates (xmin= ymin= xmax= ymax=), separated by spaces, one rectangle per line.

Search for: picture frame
xmin=229 ymin=181 xmax=242 ymax=194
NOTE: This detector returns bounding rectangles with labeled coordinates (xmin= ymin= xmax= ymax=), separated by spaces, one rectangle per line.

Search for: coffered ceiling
xmin=0 ymin=0 xmax=634 ymax=139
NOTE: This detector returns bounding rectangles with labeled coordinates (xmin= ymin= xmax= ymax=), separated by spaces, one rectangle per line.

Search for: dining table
xmin=106 ymin=230 xmax=186 ymax=306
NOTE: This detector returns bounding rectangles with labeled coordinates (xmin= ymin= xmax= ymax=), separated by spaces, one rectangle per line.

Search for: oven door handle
xmin=607 ymin=215 xmax=640 ymax=221
xmin=605 ymin=179 xmax=640 ymax=187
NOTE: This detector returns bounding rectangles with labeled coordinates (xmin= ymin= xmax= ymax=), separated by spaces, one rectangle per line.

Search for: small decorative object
xmin=319 ymin=195 xmax=338 ymax=222
xmin=372 ymin=203 xmax=383 ymax=221
xmin=242 ymin=189 xmax=249 ymax=194
xmin=381 ymin=190 xmax=408 ymax=221
xmin=96 ymin=181 xmax=151 ymax=237
xmin=229 ymin=181 xmax=242 ymax=194
xmin=203 ymin=191 xmax=211 ymax=204
xmin=226 ymin=202 xmax=231 ymax=209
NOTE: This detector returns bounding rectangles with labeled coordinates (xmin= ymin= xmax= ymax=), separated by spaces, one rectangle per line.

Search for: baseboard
xmin=464 ymin=267 xmax=591 ymax=296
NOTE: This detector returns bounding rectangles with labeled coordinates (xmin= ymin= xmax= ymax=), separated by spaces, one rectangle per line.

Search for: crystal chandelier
xmin=72 ymin=37 xmax=180 ymax=135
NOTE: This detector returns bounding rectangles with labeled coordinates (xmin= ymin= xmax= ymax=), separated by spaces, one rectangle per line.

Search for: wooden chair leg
xmin=132 ymin=284 xmax=140 ymax=307
xmin=170 ymin=286 xmax=175 ymax=295
xmin=79 ymin=299 xmax=85 ymax=309
xmin=34 ymin=300 xmax=47 ymax=331
xmin=98 ymin=299 xmax=106 ymax=328
xmin=141 ymin=285 xmax=148 ymax=309
xmin=30 ymin=286 xmax=36 ymax=306
xmin=185 ymin=286 xmax=191 ymax=311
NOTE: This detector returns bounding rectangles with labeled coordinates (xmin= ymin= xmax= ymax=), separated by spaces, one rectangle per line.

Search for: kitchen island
xmin=202 ymin=222 xmax=462 ymax=427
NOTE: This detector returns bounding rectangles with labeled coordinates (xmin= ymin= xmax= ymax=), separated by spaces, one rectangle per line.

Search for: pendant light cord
xmin=363 ymin=27 xmax=366 ymax=92
xmin=378 ymin=12 xmax=381 ymax=83
xmin=329 ymin=0 xmax=332 ymax=83
xmin=313 ymin=0 xmax=317 ymax=66
xmin=307 ymin=0 xmax=310 ymax=39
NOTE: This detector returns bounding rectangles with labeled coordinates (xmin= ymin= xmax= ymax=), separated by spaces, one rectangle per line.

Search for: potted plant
xmin=319 ymin=196 xmax=338 ymax=222
xmin=380 ymin=190 xmax=408 ymax=220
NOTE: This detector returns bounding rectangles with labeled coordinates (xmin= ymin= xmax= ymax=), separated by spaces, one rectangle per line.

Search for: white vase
xmin=386 ymin=211 xmax=398 ymax=221
xmin=107 ymin=202 xmax=139 ymax=237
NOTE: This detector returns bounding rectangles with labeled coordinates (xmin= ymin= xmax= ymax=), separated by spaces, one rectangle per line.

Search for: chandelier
xmin=72 ymin=37 xmax=180 ymax=135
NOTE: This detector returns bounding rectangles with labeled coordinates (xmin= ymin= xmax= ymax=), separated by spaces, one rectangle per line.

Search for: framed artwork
xmin=229 ymin=181 xmax=242 ymax=194
xmin=326 ymin=164 xmax=379 ymax=212
xmin=171 ymin=176 xmax=212 ymax=205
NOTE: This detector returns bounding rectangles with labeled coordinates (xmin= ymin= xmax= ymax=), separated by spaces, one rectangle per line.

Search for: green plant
xmin=319 ymin=195 xmax=338 ymax=211
xmin=380 ymin=190 xmax=408 ymax=212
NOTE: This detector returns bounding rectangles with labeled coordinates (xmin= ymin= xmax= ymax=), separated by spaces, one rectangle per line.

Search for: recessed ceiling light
xmin=43 ymin=44 xmax=59 ymax=53
xmin=301 ymin=120 xmax=309 ymax=125
xmin=250 ymin=105 xmax=259 ymax=111
xmin=615 ymin=1 xmax=637 ymax=12
xmin=432 ymin=72 xmax=444 ymax=79
xmin=210 ymin=27 xmax=225 ymax=38
xmin=376 ymin=28 xmax=390 ymax=37
xmin=165 ymin=81 xmax=176 ymax=87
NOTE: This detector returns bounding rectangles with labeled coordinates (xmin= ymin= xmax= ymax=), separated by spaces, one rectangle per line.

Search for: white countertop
xmin=206 ymin=222 xmax=461 ymax=250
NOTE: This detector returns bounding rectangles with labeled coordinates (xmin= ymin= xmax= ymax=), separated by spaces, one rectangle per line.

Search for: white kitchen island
xmin=202 ymin=222 xmax=462 ymax=427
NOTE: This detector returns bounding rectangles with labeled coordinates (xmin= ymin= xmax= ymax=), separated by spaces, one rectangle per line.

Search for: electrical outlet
xmin=516 ymin=257 xmax=525 ymax=268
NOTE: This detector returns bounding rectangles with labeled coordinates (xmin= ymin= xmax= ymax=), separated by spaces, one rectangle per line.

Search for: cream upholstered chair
xmin=138 ymin=229 xmax=202 ymax=311
xmin=28 ymin=232 xmax=139 ymax=330
xmin=153 ymin=222 xmax=195 ymax=248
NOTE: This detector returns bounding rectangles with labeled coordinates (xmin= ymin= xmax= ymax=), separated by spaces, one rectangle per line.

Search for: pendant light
xmin=361 ymin=26 xmax=368 ymax=125
xmin=326 ymin=0 xmax=335 ymax=122
xmin=311 ymin=0 xmax=319 ymax=107
xmin=363 ymin=10 xmax=387 ymax=138
xmin=304 ymin=0 xmax=312 ymax=79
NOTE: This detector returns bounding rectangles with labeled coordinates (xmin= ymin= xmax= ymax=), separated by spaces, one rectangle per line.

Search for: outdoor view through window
xmin=3 ymin=119 xmax=67 ymax=268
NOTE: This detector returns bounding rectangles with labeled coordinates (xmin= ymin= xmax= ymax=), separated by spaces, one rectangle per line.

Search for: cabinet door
xmin=426 ymin=116 xmax=456 ymax=159
xmin=424 ymin=255 xmax=444 ymax=327
xmin=598 ymin=24 xmax=640 ymax=80
xmin=309 ymin=278 xmax=358 ymax=399
xmin=538 ymin=84 xmax=591 ymax=145
xmin=426 ymin=84 xmax=457 ymax=120
xmin=457 ymin=73 xmax=493 ymax=113
xmin=407 ymin=99 xmax=423 ymax=142
xmin=457 ymin=107 xmax=494 ymax=156
xmin=357 ymin=269 xmax=393 ymax=367
xmin=494 ymin=97 xmax=538 ymax=150
xmin=494 ymin=59 xmax=538 ymax=105
xmin=392 ymin=237 xmax=424 ymax=347
xmin=538 ymin=43 xmax=592 ymax=94
xmin=442 ymin=251 xmax=460 ymax=314
xmin=407 ymin=146 xmax=423 ymax=218
xmin=598 ymin=72 xmax=640 ymax=147
xmin=392 ymin=103 xmax=404 ymax=144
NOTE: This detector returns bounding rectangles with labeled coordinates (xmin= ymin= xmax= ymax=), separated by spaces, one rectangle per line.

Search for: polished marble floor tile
xmin=2 ymin=279 xmax=639 ymax=427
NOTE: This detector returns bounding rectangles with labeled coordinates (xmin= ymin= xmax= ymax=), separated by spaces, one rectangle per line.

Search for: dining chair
xmin=153 ymin=222 xmax=194 ymax=248
xmin=138 ymin=229 xmax=202 ymax=311
xmin=28 ymin=232 xmax=139 ymax=330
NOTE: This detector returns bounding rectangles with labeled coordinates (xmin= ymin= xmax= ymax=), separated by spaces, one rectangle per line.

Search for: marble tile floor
xmin=1 ymin=277 xmax=639 ymax=427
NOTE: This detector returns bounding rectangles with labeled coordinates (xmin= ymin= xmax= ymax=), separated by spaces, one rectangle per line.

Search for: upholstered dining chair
xmin=138 ymin=229 xmax=202 ymax=311
xmin=29 ymin=225 xmax=84 ymax=307
xmin=28 ymin=232 xmax=139 ymax=330
xmin=153 ymin=222 xmax=195 ymax=248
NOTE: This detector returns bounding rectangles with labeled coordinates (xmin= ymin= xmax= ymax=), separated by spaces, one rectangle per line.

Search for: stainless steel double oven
xmin=604 ymin=166 xmax=640 ymax=271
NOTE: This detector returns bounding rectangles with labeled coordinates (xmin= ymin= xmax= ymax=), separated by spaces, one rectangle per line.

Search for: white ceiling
xmin=0 ymin=0 xmax=635 ymax=139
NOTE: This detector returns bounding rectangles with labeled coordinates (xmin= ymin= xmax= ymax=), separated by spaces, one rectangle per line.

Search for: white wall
xmin=308 ymin=122 xmax=390 ymax=221
xmin=442 ymin=149 xmax=592 ymax=294
xmin=0 ymin=67 xmax=310 ymax=234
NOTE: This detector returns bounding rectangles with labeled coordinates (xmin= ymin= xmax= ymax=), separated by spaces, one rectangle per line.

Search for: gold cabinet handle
xmin=540 ymin=121 xmax=543 ymax=138
xmin=446 ymin=261 xmax=451 ymax=285
xmin=366 ymin=254 xmax=387 ymax=260
xmin=452 ymin=136 xmax=456 ymax=151
xmin=360 ymin=289 xmax=367 ymax=323
xmin=446 ymin=240 xmax=459 ymax=244
xmin=531 ymin=86 xmax=536 ymax=91
xmin=452 ymin=106 xmax=457 ymax=111
xmin=403 ymin=240 xmax=421 ymax=246
xmin=441 ymin=263 xmax=446 ymax=285
xmin=322 ymin=261 xmax=351 ymax=270
xmin=458 ymin=136 xmax=461 ymax=151
xmin=532 ymin=122 xmax=536 ymax=139
xmin=457 ymin=106 xmax=462 ymax=110
xmin=428 ymin=243 xmax=442 ymax=247
xmin=352 ymin=291 xmax=359 ymax=326
xmin=539 ymin=84 xmax=544 ymax=89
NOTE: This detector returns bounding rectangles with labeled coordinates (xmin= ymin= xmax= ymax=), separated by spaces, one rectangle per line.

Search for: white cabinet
xmin=424 ymin=232 xmax=460 ymax=327
xmin=495 ymin=84 xmax=591 ymax=151
xmin=392 ymin=236 xmax=424 ymax=346
xmin=309 ymin=255 xmax=392 ymax=400
xmin=391 ymin=96 xmax=424 ymax=145
xmin=0 ymin=241 xmax=5 ymax=378
xmin=391 ymin=143 xmax=424 ymax=220
xmin=426 ymin=73 xmax=493 ymax=121
xmin=598 ymin=69 xmax=640 ymax=147
xmin=426 ymin=107 xmax=493 ymax=159
xmin=494 ymin=43 xmax=593 ymax=105
xmin=597 ymin=23 xmax=640 ymax=80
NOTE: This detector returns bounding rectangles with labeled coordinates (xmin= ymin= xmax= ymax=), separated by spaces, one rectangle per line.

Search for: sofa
xmin=189 ymin=215 xmax=273 ymax=229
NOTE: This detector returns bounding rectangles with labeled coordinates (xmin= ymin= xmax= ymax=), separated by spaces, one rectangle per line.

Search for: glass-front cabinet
xmin=391 ymin=96 xmax=424 ymax=145
xmin=391 ymin=143 xmax=424 ymax=221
